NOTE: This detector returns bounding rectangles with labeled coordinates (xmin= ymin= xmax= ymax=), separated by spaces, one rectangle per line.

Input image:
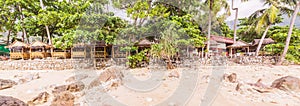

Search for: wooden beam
xmin=230 ymin=48 xmax=232 ymax=58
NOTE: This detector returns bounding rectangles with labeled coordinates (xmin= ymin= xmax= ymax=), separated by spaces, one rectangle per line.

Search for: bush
xmin=127 ymin=49 xmax=149 ymax=68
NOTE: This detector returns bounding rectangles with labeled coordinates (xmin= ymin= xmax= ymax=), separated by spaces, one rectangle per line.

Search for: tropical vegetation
xmin=0 ymin=0 xmax=299 ymax=66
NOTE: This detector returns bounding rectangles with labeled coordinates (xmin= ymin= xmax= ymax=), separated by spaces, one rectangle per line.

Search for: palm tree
xmin=277 ymin=0 xmax=300 ymax=65
xmin=204 ymin=0 xmax=230 ymax=58
xmin=232 ymin=0 xmax=238 ymax=44
xmin=249 ymin=5 xmax=281 ymax=56
xmin=231 ymin=0 xmax=249 ymax=44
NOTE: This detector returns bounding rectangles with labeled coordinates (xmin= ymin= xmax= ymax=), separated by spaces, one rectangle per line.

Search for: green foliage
xmin=237 ymin=18 xmax=262 ymax=42
xmin=220 ymin=22 xmax=233 ymax=38
xmin=265 ymin=26 xmax=300 ymax=64
xmin=150 ymin=22 xmax=180 ymax=59
xmin=127 ymin=49 xmax=149 ymax=68
xmin=249 ymin=5 xmax=282 ymax=33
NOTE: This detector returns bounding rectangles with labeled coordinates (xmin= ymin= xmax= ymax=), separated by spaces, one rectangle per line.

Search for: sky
xmin=227 ymin=0 xmax=267 ymax=21
xmin=106 ymin=0 xmax=268 ymax=22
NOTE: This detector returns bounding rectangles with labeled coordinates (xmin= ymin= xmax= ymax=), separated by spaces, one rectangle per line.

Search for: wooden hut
xmin=250 ymin=38 xmax=275 ymax=55
xmin=92 ymin=40 xmax=112 ymax=68
xmin=135 ymin=39 xmax=154 ymax=52
xmin=93 ymin=40 xmax=111 ymax=58
xmin=71 ymin=43 xmax=92 ymax=59
xmin=6 ymin=41 xmax=30 ymax=60
xmin=112 ymin=44 xmax=128 ymax=58
xmin=227 ymin=40 xmax=250 ymax=58
xmin=196 ymin=40 xmax=219 ymax=58
xmin=52 ymin=48 xmax=71 ymax=59
xmin=30 ymin=41 xmax=52 ymax=59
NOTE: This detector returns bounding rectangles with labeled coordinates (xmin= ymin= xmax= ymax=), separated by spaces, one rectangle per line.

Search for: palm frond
xmin=279 ymin=0 xmax=297 ymax=7
xmin=268 ymin=5 xmax=279 ymax=24
xmin=277 ymin=6 xmax=294 ymax=17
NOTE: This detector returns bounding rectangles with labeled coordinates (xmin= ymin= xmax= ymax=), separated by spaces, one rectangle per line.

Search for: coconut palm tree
xmin=204 ymin=0 xmax=230 ymax=58
xmin=249 ymin=5 xmax=281 ymax=56
xmin=277 ymin=0 xmax=300 ymax=65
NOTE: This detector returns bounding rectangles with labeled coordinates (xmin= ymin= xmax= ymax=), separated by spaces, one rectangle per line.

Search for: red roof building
xmin=210 ymin=35 xmax=234 ymax=44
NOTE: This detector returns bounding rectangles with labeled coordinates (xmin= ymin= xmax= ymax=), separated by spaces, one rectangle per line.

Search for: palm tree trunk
xmin=255 ymin=25 xmax=270 ymax=56
xmin=232 ymin=0 xmax=238 ymax=44
xmin=45 ymin=25 xmax=52 ymax=45
xmin=18 ymin=5 xmax=27 ymax=43
xmin=7 ymin=30 xmax=11 ymax=45
xmin=276 ymin=2 xmax=300 ymax=65
xmin=206 ymin=2 xmax=212 ymax=59
xmin=39 ymin=0 xmax=52 ymax=45
xmin=233 ymin=9 xmax=238 ymax=43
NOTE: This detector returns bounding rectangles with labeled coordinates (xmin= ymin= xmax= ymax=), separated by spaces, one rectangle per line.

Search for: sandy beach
xmin=0 ymin=65 xmax=299 ymax=106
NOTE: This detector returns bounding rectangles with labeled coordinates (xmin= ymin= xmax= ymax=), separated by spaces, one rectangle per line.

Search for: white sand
xmin=0 ymin=65 xmax=299 ymax=106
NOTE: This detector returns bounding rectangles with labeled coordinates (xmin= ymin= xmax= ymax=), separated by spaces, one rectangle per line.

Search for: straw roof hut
xmin=135 ymin=39 xmax=154 ymax=47
xmin=6 ymin=41 xmax=30 ymax=60
xmin=30 ymin=41 xmax=52 ymax=49
xmin=227 ymin=40 xmax=250 ymax=48
xmin=211 ymin=35 xmax=234 ymax=44
xmin=6 ymin=41 xmax=29 ymax=49
xmin=252 ymin=38 xmax=275 ymax=46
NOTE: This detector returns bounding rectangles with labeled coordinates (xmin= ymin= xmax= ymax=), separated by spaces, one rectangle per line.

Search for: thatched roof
xmin=205 ymin=40 xmax=218 ymax=45
xmin=252 ymin=38 xmax=275 ymax=46
xmin=6 ymin=41 xmax=29 ymax=48
xmin=94 ymin=40 xmax=106 ymax=46
xmin=30 ymin=41 xmax=51 ymax=49
xmin=227 ymin=40 xmax=250 ymax=48
xmin=73 ymin=43 xmax=89 ymax=47
xmin=136 ymin=39 xmax=154 ymax=46
xmin=211 ymin=35 xmax=234 ymax=44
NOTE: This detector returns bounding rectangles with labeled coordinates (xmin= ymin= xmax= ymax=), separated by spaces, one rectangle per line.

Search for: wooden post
xmin=247 ymin=47 xmax=250 ymax=55
xmin=22 ymin=48 xmax=24 ymax=60
xmin=84 ymin=46 xmax=86 ymax=59
xmin=230 ymin=48 xmax=232 ymax=58
xmin=201 ymin=47 xmax=204 ymax=58
xmin=104 ymin=47 xmax=106 ymax=58
xmin=42 ymin=48 xmax=45 ymax=59
xmin=112 ymin=46 xmax=115 ymax=58
xmin=93 ymin=45 xmax=96 ymax=69
xmin=30 ymin=48 xmax=32 ymax=60
xmin=71 ymin=47 xmax=73 ymax=59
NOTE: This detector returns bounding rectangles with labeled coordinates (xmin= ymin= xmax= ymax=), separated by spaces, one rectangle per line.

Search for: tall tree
xmin=39 ymin=0 xmax=51 ymax=45
xmin=277 ymin=0 xmax=300 ymax=65
xmin=232 ymin=0 xmax=238 ymax=44
xmin=249 ymin=5 xmax=281 ymax=56
xmin=204 ymin=0 xmax=230 ymax=58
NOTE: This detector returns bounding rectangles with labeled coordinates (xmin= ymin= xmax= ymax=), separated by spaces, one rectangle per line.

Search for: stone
xmin=52 ymin=85 xmax=68 ymax=94
xmin=248 ymin=79 xmax=270 ymax=89
xmin=271 ymin=76 xmax=300 ymax=91
xmin=0 ymin=79 xmax=17 ymax=90
xmin=53 ymin=82 xmax=85 ymax=94
xmin=15 ymin=73 xmax=40 ymax=84
xmin=51 ymin=92 xmax=75 ymax=106
xmin=67 ymin=82 xmax=85 ymax=92
xmin=168 ymin=70 xmax=180 ymax=79
xmin=0 ymin=95 xmax=27 ymax=106
xmin=65 ymin=74 xmax=88 ymax=82
xmin=27 ymin=92 xmax=49 ymax=106
xmin=89 ymin=67 xmax=123 ymax=89
xmin=236 ymin=83 xmax=242 ymax=91
xmin=243 ymin=79 xmax=273 ymax=93
xmin=223 ymin=73 xmax=237 ymax=83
